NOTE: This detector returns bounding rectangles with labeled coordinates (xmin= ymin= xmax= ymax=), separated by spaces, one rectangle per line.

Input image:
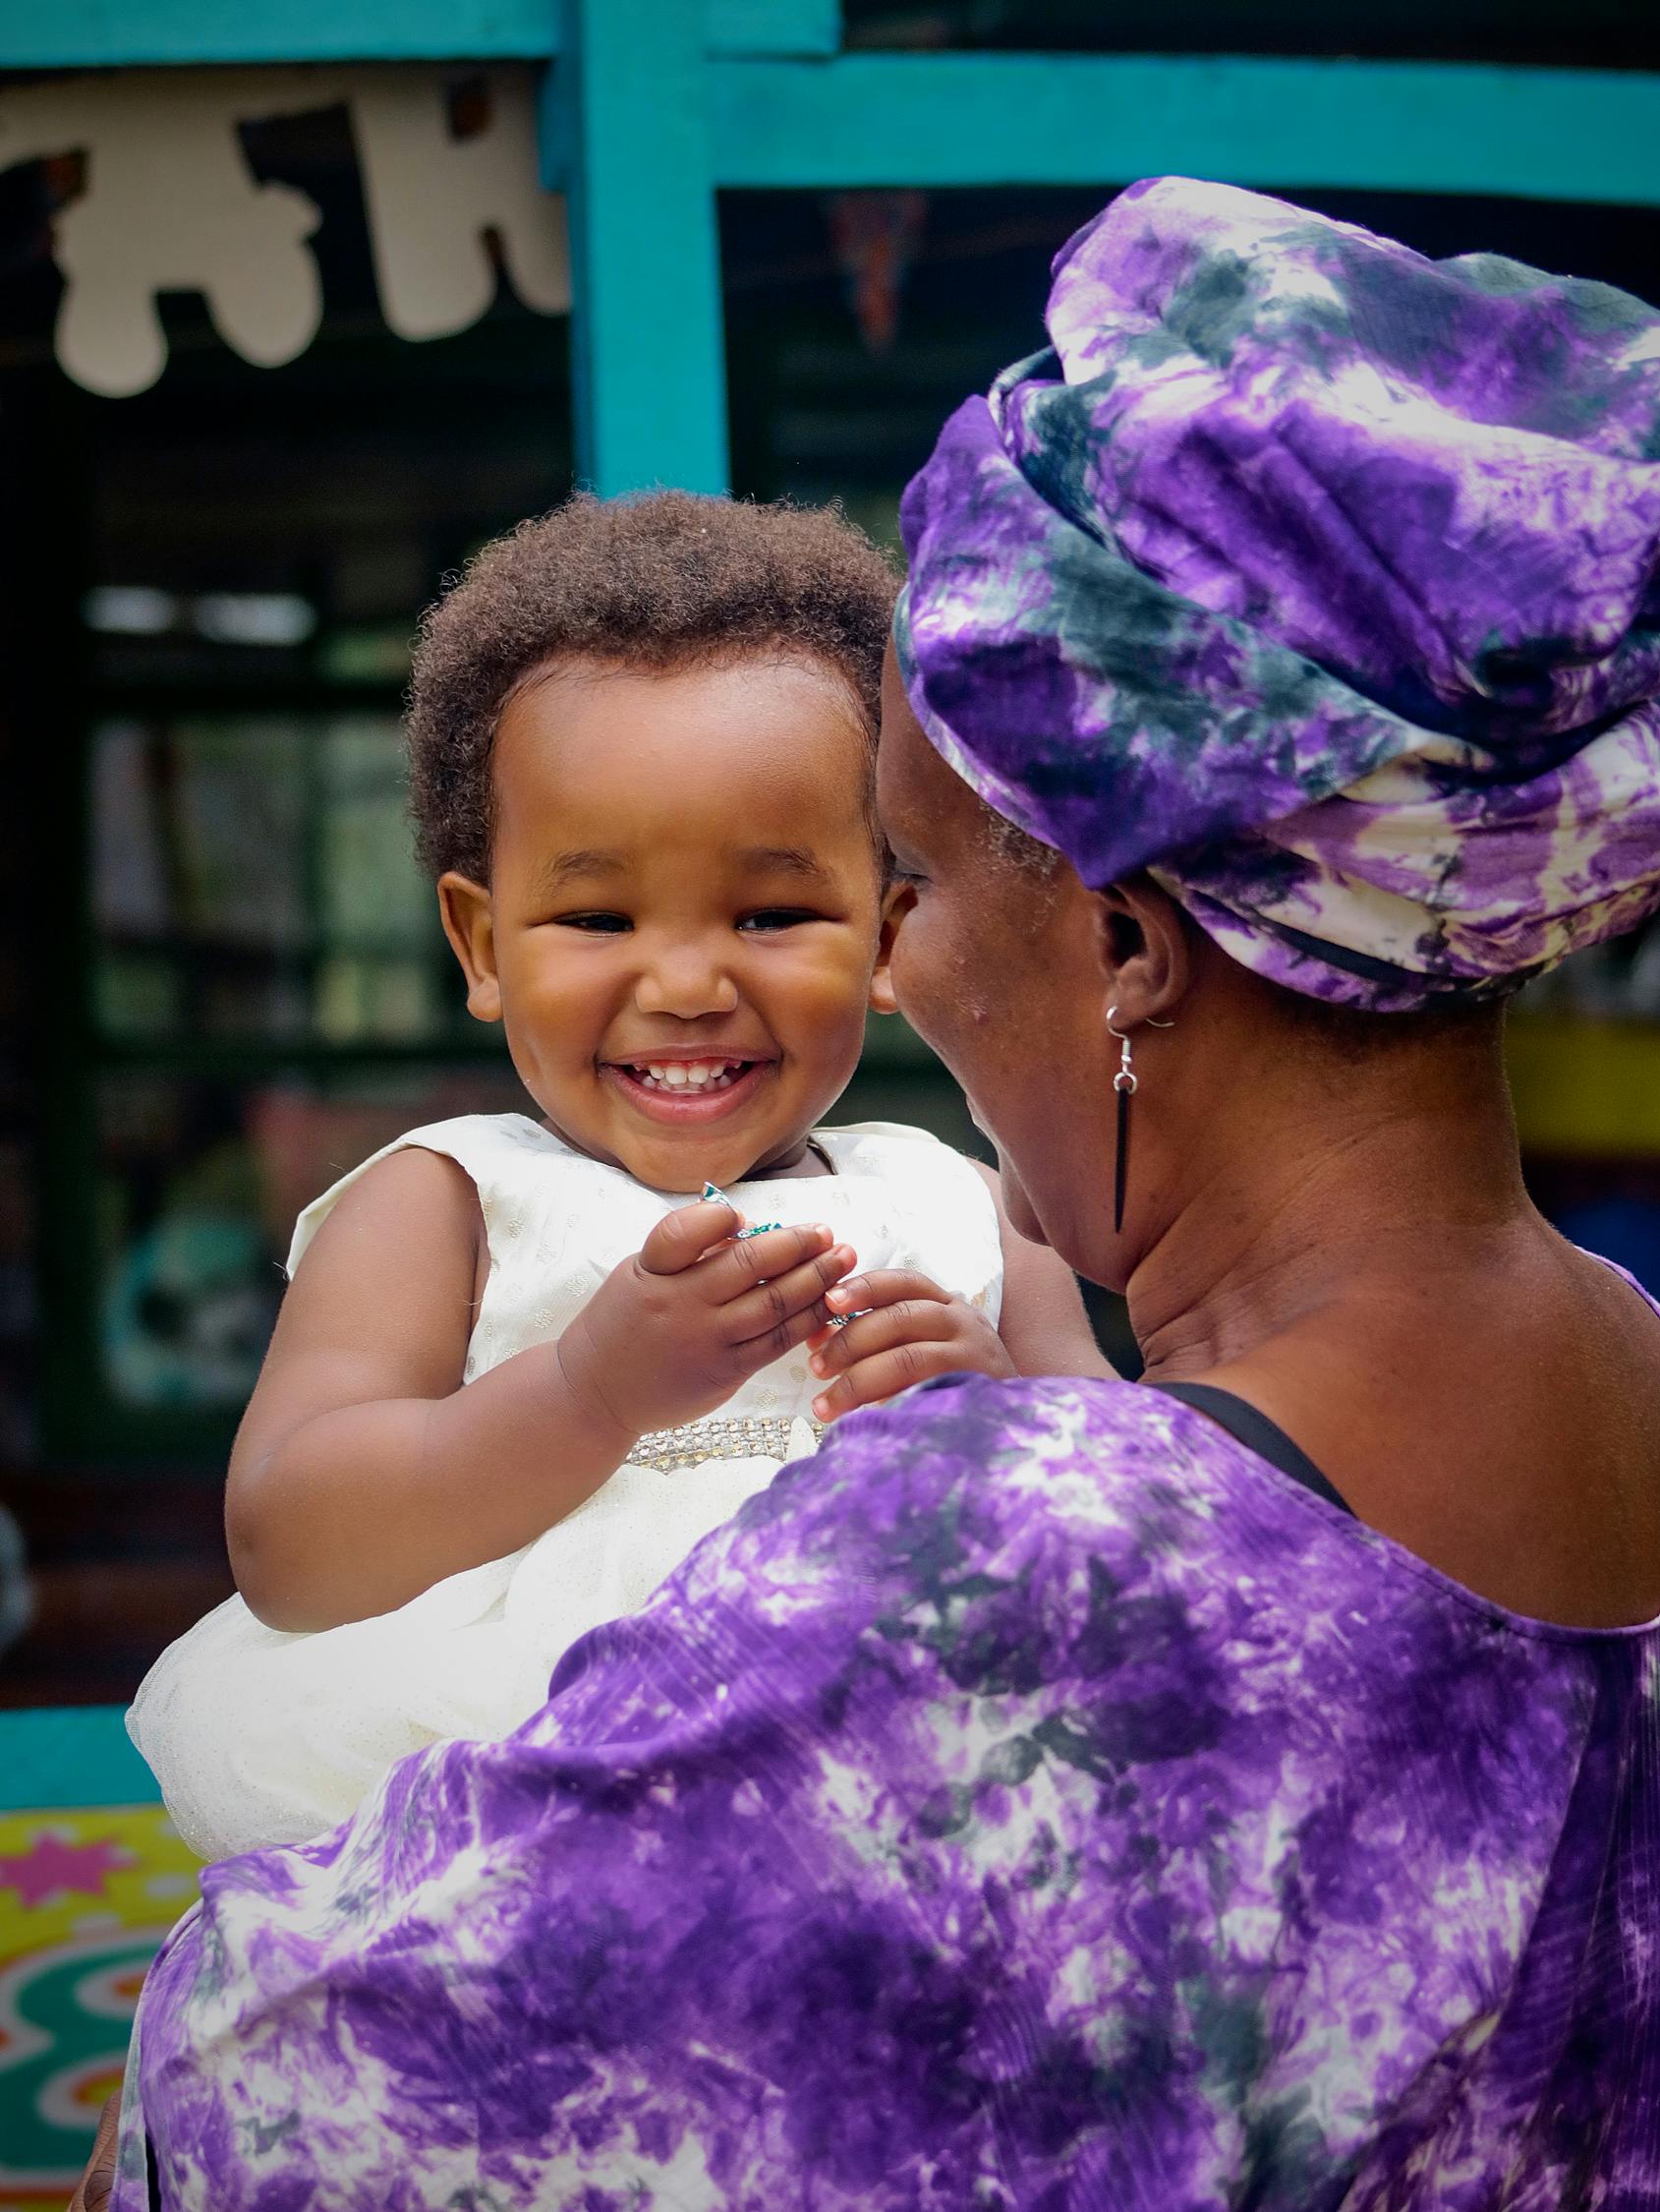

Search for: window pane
xmin=97 ymin=1076 xmax=284 ymax=1411
xmin=95 ymin=1067 xmax=526 ymax=1411
xmin=842 ymin=0 xmax=1659 ymax=66
xmin=317 ymin=718 xmax=432 ymax=949
xmin=92 ymin=712 xmax=466 ymax=1045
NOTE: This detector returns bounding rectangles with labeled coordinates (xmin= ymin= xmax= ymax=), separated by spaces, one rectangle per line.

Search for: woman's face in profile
xmin=876 ymin=644 xmax=1116 ymax=1272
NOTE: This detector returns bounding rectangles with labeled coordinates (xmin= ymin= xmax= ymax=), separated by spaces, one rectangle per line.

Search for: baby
xmin=130 ymin=493 xmax=1108 ymax=1859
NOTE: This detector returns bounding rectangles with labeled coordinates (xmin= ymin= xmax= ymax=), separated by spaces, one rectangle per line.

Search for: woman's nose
xmin=633 ymin=944 xmax=740 ymax=1019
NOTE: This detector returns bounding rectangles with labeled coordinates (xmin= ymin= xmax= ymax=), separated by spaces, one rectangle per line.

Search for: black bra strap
xmin=1149 ymin=1380 xmax=1355 ymax=1518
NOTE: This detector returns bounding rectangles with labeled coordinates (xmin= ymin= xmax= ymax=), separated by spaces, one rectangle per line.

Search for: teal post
xmin=548 ymin=0 xmax=731 ymax=495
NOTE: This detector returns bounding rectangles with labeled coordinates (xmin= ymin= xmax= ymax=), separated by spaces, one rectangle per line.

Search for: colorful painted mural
xmin=0 ymin=1807 xmax=195 ymax=2209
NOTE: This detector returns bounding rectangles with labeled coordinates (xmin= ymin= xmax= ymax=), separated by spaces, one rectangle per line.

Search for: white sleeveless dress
xmin=128 ymin=1114 xmax=1004 ymax=1861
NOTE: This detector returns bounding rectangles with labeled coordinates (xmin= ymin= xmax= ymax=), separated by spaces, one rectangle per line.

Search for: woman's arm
xmin=970 ymin=1159 xmax=1118 ymax=1379
xmin=226 ymin=1150 xmax=855 ymax=1632
xmin=68 ymin=2091 xmax=118 ymax=2211
xmin=121 ymin=1376 xmax=1214 ymax=2212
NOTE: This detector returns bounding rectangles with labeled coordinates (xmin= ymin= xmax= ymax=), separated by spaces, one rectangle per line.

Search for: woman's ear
xmin=868 ymin=877 xmax=916 ymax=1017
xmin=437 ymin=873 xmax=504 ymax=1023
xmin=1092 ymin=873 xmax=1190 ymax=1025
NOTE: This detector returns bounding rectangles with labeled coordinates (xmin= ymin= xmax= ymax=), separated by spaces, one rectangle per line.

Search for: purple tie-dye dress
xmin=117 ymin=1372 xmax=1659 ymax=2210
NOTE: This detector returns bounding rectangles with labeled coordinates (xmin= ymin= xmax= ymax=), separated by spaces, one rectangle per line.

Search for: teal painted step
xmin=0 ymin=1707 xmax=160 ymax=1812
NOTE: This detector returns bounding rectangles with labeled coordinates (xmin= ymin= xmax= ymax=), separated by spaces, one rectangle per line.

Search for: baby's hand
xmin=807 ymin=1269 xmax=1015 ymax=1422
xmin=557 ymin=1199 xmax=856 ymax=1443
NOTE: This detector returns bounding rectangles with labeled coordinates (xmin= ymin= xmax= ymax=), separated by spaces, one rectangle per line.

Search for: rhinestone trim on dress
xmin=630 ymin=1411 xmax=823 ymax=1472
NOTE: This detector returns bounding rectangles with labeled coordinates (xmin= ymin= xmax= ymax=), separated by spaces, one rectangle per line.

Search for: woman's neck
xmin=1123 ymin=1025 xmax=1660 ymax=1624
xmin=1129 ymin=1040 xmax=1534 ymax=1383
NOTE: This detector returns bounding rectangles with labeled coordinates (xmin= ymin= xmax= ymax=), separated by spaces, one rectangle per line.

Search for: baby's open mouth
xmin=620 ymin=1059 xmax=756 ymax=1095
xmin=601 ymin=1053 xmax=776 ymax=1122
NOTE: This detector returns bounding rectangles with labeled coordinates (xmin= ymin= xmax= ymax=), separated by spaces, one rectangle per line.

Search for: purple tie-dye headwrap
xmin=895 ymin=177 xmax=1660 ymax=1011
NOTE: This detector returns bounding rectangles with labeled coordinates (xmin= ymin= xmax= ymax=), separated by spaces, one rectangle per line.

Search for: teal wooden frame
xmin=0 ymin=0 xmax=842 ymax=66
xmin=7 ymin=3 xmax=1660 ymax=501
xmin=2 ymin=0 xmax=1657 ymax=1803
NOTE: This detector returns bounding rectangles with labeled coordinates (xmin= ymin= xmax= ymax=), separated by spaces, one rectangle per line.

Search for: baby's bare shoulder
xmin=260 ymin=1147 xmax=485 ymax=1394
xmin=309 ymin=1144 xmax=483 ymax=1257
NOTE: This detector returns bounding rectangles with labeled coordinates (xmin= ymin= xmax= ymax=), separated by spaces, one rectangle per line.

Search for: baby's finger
xmin=640 ymin=1198 xmax=743 ymax=1276
xmin=823 ymin=1268 xmax=951 ymax=1321
xmin=813 ymin=1338 xmax=965 ymax=1422
xmin=698 ymin=1220 xmax=840 ymax=1302
xmin=725 ymin=1245 xmax=859 ymax=1359
xmin=809 ymin=1298 xmax=956 ymax=1378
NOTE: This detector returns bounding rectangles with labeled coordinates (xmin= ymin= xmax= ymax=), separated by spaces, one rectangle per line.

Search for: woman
xmin=105 ymin=180 xmax=1659 ymax=2209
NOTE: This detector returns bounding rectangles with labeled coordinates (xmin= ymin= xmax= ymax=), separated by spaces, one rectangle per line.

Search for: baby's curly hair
xmin=407 ymin=492 xmax=899 ymax=881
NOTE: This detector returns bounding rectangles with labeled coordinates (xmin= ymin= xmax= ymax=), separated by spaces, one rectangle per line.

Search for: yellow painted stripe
xmin=1508 ymin=1019 xmax=1660 ymax=1158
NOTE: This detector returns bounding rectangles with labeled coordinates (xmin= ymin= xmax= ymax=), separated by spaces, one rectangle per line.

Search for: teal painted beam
xmin=553 ymin=0 xmax=730 ymax=495
xmin=708 ymin=54 xmax=1660 ymax=206
xmin=0 ymin=1706 xmax=160 ymax=1812
xmin=0 ymin=0 xmax=838 ymax=69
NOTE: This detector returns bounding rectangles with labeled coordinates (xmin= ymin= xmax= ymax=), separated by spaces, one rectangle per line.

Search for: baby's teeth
xmin=633 ymin=1059 xmax=746 ymax=1092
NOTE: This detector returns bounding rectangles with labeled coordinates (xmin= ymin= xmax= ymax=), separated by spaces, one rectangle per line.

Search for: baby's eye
xmin=557 ymin=911 xmax=632 ymax=933
xmin=737 ymin=907 xmax=820 ymax=933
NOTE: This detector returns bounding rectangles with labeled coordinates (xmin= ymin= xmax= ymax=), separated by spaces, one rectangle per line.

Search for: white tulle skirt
xmin=129 ymin=1442 xmax=805 ymax=1861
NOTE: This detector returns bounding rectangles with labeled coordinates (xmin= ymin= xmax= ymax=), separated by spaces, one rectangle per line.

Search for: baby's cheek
xmin=793 ymin=951 xmax=879 ymax=1033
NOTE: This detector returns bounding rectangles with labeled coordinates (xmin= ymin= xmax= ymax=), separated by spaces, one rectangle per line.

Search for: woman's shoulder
xmin=800 ymin=1368 xmax=1232 ymax=1486
xmin=709 ymin=1371 xmax=1231 ymax=1614
xmin=821 ymin=1369 xmax=1266 ymax=1528
xmin=766 ymin=1370 xmax=1648 ymax=1660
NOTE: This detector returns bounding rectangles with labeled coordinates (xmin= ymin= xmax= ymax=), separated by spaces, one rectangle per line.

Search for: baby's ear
xmin=436 ymin=873 xmax=503 ymax=1023
xmin=869 ymin=878 xmax=914 ymax=1017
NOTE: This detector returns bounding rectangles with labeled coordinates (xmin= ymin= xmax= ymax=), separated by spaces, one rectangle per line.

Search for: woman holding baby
xmin=93 ymin=179 xmax=1660 ymax=2209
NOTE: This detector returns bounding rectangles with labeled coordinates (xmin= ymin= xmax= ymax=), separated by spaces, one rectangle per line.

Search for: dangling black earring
xmin=1109 ymin=1006 xmax=1136 ymax=1235
xmin=1108 ymin=1008 xmax=1173 ymax=1235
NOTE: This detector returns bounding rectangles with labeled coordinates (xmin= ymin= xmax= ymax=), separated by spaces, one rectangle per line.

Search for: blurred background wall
xmin=0 ymin=0 xmax=1657 ymax=1715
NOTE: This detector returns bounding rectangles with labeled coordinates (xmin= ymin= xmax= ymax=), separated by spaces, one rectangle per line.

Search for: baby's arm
xmin=227 ymin=1149 xmax=854 ymax=1632
xmin=807 ymin=1159 xmax=1115 ymax=1421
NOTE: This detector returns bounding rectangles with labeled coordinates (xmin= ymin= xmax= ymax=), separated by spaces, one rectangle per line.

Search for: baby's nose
xmin=634 ymin=946 xmax=740 ymax=1018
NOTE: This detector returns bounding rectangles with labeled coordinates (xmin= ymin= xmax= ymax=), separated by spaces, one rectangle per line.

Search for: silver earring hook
xmin=1107 ymin=1005 xmax=1136 ymax=1094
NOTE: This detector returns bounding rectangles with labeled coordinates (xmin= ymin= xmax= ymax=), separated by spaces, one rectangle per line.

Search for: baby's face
xmin=439 ymin=655 xmax=895 ymax=1193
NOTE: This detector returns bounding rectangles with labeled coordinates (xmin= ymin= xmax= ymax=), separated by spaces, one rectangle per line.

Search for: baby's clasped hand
xmin=555 ymin=1197 xmax=857 ymax=1444
xmin=808 ymin=1268 xmax=1016 ymax=1421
